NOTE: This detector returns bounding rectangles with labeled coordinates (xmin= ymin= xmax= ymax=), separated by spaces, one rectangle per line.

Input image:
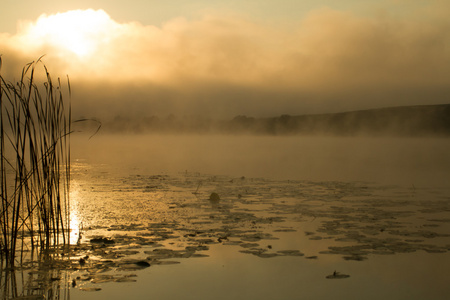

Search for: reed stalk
xmin=0 ymin=57 xmax=71 ymax=266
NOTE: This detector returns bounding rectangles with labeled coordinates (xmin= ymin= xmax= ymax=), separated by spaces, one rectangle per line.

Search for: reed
xmin=0 ymin=57 xmax=71 ymax=266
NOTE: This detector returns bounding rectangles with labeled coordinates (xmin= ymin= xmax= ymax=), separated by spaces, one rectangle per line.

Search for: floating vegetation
xmin=65 ymin=169 xmax=450 ymax=269
xmin=277 ymin=250 xmax=305 ymax=256
xmin=3 ymin=160 xmax=450 ymax=297
xmin=274 ymin=228 xmax=297 ymax=232
xmin=80 ymin=287 xmax=102 ymax=292
xmin=119 ymin=260 xmax=151 ymax=270
xmin=240 ymin=242 xmax=260 ymax=248
xmin=89 ymin=237 xmax=115 ymax=244
xmin=342 ymin=255 xmax=367 ymax=261
xmin=326 ymin=271 xmax=350 ymax=279
xmin=209 ymin=192 xmax=221 ymax=202
xmin=239 ymin=248 xmax=279 ymax=258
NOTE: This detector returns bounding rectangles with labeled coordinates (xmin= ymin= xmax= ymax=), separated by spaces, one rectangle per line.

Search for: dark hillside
xmin=231 ymin=104 xmax=450 ymax=136
xmin=84 ymin=104 xmax=450 ymax=136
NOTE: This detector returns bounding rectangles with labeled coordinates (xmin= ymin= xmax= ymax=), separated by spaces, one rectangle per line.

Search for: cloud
xmin=1 ymin=4 xmax=450 ymax=118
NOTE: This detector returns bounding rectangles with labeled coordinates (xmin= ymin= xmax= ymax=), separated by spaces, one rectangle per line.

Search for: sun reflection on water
xmin=69 ymin=181 xmax=82 ymax=245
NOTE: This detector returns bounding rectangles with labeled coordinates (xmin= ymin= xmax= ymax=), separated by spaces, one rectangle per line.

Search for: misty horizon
xmin=2 ymin=2 xmax=450 ymax=299
xmin=1 ymin=2 xmax=450 ymax=120
xmin=72 ymin=103 xmax=450 ymax=137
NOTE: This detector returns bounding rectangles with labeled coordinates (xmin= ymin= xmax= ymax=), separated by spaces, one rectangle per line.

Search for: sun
xmin=24 ymin=9 xmax=114 ymax=58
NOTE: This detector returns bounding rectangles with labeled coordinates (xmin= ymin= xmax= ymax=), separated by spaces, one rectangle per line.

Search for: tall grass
xmin=0 ymin=57 xmax=71 ymax=266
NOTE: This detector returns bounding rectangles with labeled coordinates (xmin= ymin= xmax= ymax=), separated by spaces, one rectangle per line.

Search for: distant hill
xmin=226 ymin=104 xmax=450 ymax=136
xmin=78 ymin=104 xmax=450 ymax=136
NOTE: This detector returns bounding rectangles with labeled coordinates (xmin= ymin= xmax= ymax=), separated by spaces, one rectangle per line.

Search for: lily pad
xmin=326 ymin=272 xmax=350 ymax=279
xmin=80 ymin=287 xmax=102 ymax=292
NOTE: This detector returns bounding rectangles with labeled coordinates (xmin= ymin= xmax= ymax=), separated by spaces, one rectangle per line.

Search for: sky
xmin=1 ymin=0 xmax=450 ymax=120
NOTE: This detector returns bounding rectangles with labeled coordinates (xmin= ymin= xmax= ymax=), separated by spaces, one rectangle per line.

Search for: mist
xmin=1 ymin=4 xmax=450 ymax=120
xmin=2 ymin=2 xmax=450 ymax=299
xmin=71 ymin=133 xmax=450 ymax=188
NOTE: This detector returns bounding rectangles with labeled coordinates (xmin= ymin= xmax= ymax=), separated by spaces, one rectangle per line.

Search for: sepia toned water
xmin=3 ymin=134 xmax=450 ymax=299
xmin=67 ymin=134 xmax=450 ymax=300
xmin=72 ymin=134 xmax=450 ymax=186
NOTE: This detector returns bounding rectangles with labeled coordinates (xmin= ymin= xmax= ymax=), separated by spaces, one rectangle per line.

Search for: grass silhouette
xmin=0 ymin=57 xmax=71 ymax=265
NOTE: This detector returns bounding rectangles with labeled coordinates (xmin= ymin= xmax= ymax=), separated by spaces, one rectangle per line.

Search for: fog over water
xmin=72 ymin=134 xmax=450 ymax=187
xmin=2 ymin=2 xmax=450 ymax=299
xmin=68 ymin=132 xmax=450 ymax=300
xmin=2 ymin=2 xmax=450 ymax=120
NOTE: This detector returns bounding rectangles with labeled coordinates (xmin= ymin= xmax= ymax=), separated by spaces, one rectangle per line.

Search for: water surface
xmin=3 ymin=134 xmax=449 ymax=299
xmin=66 ymin=134 xmax=450 ymax=300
